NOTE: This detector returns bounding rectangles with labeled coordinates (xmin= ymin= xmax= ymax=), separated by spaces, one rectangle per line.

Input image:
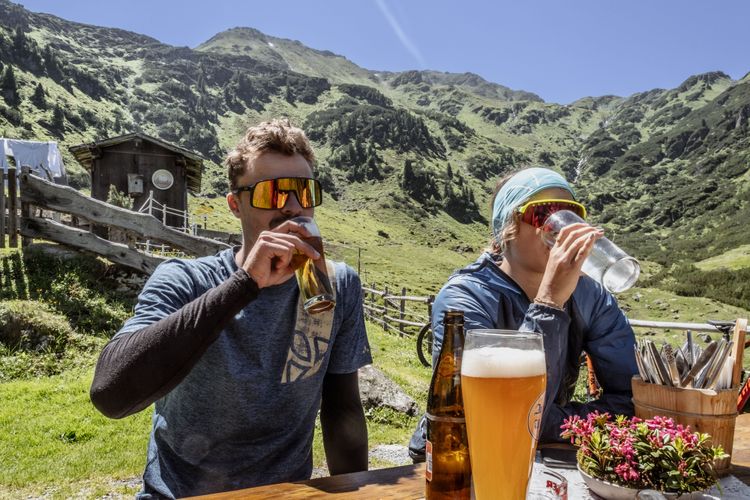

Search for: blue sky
xmin=15 ymin=0 xmax=750 ymax=104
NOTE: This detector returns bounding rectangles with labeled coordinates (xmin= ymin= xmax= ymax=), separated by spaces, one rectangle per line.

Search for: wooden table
xmin=193 ymin=413 xmax=750 ymax=499
xmin=189 ymin=463 xmax=426 ymax=499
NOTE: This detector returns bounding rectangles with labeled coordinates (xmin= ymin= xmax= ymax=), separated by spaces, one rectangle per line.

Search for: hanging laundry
xmin=0 ymin=138 xmax=67 ymax=184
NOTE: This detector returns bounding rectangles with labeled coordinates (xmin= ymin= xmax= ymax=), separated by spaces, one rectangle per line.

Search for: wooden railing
xmin=17 ymin=169 xmax=230 ymax=273
xmin=362 ymin=283 xmax=434 ymax=337
xmin=1 ymin=167 xmax=19 ymax=248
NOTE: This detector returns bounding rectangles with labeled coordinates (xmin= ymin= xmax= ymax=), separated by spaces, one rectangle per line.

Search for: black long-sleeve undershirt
xmin=89 ymin=269 xmax=259 ymax=419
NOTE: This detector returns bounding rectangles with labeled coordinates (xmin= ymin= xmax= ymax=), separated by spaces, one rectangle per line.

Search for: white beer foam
xmin=462 ymin=347 xmax=546 ymax=378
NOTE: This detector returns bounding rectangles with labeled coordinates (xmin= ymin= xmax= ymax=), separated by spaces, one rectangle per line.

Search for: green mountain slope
xmin=1 ymin=0 xmax=750 ymax=309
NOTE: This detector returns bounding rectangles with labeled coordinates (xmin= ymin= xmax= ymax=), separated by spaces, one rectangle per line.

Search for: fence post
xmin=427 ymin=294 xmax=435 ymax=326
xmin=20 ymin=167 xmax=32 ymax=247
xmin=203 ymin=214 xmax=208 ymax=230
xmin=369 ymin=282 xmax=375 ymax=323
xmin=7 ymin=167 xmax=17 ymax=248
xmin=383 ymin=285 xmax=389 ymax=331
xmin=399 ymin=287 xmax=406 ymax=337
xmin=0 ymin=170 xmax=5 ymax=248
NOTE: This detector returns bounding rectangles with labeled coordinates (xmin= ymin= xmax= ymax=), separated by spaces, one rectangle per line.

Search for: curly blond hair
xmin=224 ymin=118 xmax=316 ymax=190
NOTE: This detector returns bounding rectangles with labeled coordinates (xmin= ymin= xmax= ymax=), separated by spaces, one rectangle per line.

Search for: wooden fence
xmin=16 ymin=169 xmax=230 ymax=273
xmin=362 ymin=283 xmax=434 ymax=337
xmin=360 ymin=277 xmax=746 ymax=348
xmin=1 ymin=167 xmax=19 ymax=248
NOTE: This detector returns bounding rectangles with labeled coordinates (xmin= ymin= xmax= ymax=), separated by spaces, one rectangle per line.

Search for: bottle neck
xmin=441 ymin=321 xmax=464 ymax=358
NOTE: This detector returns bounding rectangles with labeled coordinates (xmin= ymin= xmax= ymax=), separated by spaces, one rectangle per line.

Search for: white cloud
xmin=374 ymin=0 xmax=426 ymax=69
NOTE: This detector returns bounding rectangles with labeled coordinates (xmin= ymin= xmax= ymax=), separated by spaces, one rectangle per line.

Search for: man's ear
xmin=226 ymin=192 xmax=241 ymax=218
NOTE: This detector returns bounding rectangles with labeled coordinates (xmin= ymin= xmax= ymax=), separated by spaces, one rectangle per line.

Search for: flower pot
xmin=578 ymin=466 xmax=705 ymax=499
xmin=578 ymin=466 xmax=641 ymax=499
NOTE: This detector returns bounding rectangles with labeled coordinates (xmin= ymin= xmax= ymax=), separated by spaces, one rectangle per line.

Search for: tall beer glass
xmin=289 ymin=216 xmax=335 ymax=314
xmin=461 ymin=330 xmax=546 ymax=500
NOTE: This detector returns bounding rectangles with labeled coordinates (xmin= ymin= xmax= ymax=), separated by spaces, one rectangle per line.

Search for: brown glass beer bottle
xmin=425 ymin=310 xmax=471 ymax=499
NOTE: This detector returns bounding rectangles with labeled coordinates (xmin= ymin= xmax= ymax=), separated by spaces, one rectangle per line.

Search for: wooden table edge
xmin=187 ymin=413 xmax=750 ymax=498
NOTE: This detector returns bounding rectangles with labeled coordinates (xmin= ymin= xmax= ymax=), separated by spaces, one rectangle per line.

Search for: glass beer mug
xmin=290 ymin=216 xmax=335 ymax=314
xmin=542 ymin=210 xmax=640 ymax=293
xmin=461 ymin=330 xmax=546 ymax=500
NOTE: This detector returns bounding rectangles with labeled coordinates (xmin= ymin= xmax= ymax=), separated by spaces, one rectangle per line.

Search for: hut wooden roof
xmin=69 ymin=133 xmax=205 ymax=193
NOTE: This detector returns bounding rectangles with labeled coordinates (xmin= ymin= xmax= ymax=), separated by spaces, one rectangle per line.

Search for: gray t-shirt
xmin=117 ymin=248 xmax=371 ymax=498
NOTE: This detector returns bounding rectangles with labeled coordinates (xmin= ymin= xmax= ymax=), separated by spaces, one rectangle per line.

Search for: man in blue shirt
xmin=90 ymin=119 xmax=372 ymax=498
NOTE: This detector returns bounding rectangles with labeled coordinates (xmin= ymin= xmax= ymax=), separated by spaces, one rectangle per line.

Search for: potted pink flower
xmin=561 ymin=412 xmax=727 ymax=497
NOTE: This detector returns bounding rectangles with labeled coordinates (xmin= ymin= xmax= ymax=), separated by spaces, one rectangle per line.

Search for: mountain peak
xmin=203 ymin=27 xmax=267 ymax=44
xmin=677 ymin=71 xmax=731 ymax=92
xmin=195 ymin=26 xmax=374 ymax=83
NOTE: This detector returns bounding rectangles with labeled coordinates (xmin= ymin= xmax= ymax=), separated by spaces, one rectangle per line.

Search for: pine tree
xmin=51 ymin=104 xmax=65 ymax=132
xmin=366 ymin=155 xmax=379 ymax=180
xmin=42 ymin=46 xmax=63 ymax=81
xmin=30 ymin=83 xmax=46 ymax=109
xmin=1 ymin=66 xmax=21 ymax=107
xmin=443 ymin=182 xmax=451 ymax=200
xmin=196 ymin=64 xmax=207 ymax=94
xmin=12 ymin=27 xmax=26 ymax=54
xmin=402 ymin=160 xmax=414 ymax=190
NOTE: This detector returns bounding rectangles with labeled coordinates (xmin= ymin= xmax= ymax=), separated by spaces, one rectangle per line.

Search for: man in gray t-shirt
xmin=90 ymin=119 xmax=372 ymax=498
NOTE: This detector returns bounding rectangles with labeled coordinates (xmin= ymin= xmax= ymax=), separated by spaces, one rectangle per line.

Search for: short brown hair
xmin=487 ymin=172 xmax=520 ymax=255
xmin=224 ymin=118 xmax=316 ymax=190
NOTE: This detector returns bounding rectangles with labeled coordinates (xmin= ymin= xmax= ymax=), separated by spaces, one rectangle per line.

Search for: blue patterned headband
xmin=491 ymin=167 xmax=575 ymax=240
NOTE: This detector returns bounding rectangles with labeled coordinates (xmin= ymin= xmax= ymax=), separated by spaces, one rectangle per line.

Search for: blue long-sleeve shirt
xmin=431 ymin=252 xmax=638 ymax=443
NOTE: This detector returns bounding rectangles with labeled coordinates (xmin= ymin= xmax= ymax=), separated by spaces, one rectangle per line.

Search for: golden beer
xmin=290 ymin=219 xmax=335 ymax=314
xmin=461 ymin=344 xmax=546 ymax=500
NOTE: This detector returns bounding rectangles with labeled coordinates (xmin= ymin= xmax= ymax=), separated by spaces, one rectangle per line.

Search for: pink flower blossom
xmin=678 ymin=460 xmax=688 ymax=477
xmin=615 ymin=461 xmax=640 ymax=482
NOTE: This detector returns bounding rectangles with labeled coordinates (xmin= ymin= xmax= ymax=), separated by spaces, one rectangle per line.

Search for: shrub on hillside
xmin=644 ymin=264 xmax=750 ymax=312
xmin=338 ymin=84 xmax=392 ymax=108
xmin=463 ymin=150 xmax=521 ymax=181
xmin=0 ymin=300 xmax=73 ymax=353
xmin=0 ymin=248 xmax=132 ymax=336
xmin=305 ymin=104 xmax=446 ymax=159
xmin=0 ymin=299 xmax=104 ymax=381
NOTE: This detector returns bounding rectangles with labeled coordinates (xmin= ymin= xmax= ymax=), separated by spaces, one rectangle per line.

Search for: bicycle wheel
xmin=416 ymin=323 xmax=433 ymax=367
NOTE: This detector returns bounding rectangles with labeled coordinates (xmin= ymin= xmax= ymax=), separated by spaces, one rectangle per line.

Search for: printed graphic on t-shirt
xmin=281 ymin=263 xmax=337 ymax=383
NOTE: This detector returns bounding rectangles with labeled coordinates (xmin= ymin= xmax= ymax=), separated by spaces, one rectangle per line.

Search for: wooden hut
xmin=69 ymin=133 xmax=204 ymax=228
